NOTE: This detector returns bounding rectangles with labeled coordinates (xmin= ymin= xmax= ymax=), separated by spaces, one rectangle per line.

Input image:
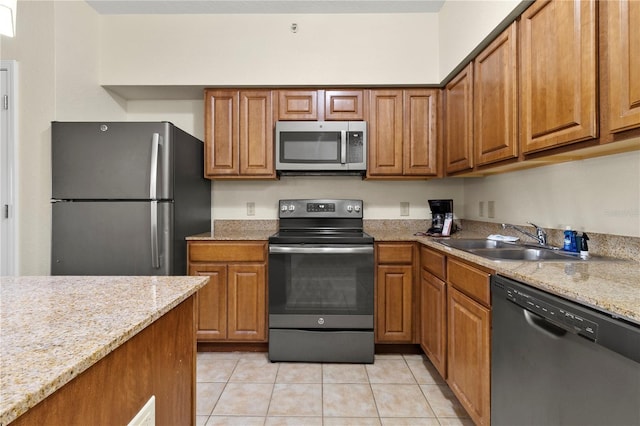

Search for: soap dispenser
xmin=563 ymin=226 xmax=573 ymax=251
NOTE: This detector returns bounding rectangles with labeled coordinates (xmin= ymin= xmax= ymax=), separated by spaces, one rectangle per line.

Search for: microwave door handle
xmin=340 ymin=130 xmax=347 ymax=164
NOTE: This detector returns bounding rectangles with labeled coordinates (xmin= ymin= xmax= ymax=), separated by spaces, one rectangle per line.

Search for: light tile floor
xmin=197 ymin=352 xmax=474 ymax=426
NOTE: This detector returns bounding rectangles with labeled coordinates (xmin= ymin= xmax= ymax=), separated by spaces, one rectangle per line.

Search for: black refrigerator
xmin=51 ymin=121 xmax=211 ymax=276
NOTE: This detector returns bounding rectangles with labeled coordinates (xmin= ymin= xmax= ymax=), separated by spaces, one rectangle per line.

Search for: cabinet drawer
xmin=377 ymin=243 xmax=414 ymax=264
xmin=447 ymin=258 xmax=490 ymax=306
xmin=420 ymin=246 xmax=446 ymax=280
xmin=188 ymin=242 xmax=266 ymax=263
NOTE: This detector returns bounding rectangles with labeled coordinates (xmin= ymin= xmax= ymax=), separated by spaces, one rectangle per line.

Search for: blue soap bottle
xmin=563 ymin=226 xmax=573 ymax=251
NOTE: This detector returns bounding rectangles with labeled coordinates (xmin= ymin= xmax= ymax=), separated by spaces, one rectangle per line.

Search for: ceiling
xmin=85 ymin=0 xmax=446 ymax=15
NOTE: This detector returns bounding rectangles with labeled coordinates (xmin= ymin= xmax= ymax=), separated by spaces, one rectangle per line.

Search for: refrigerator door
xmin=52 ymin=201 xmax=173 ymax=275
xmin=52 ymin=122 xmax=173 ymax=200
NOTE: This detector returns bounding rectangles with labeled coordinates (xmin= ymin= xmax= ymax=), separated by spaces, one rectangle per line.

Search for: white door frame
xmin=1 ymin=60 xmax=18 ymax=276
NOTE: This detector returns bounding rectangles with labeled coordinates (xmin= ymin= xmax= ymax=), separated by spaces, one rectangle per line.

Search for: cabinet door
xmin=325 ymin=90 xmax=365 ymax=120
xmin=607 ymin=0 xmax=640 ymax=133
xmin=403 ymin=89 xmax=440 ymax=176
xmin=444 ymin=63 xmax=474 ymax=173
xmin=520 ymin=0 xmax=597 ymax=153
xmin=376 ymin=264 xmax=413 ymax=342
xmin=368 ymin=90 xmax=404 ymax=176
xmin=447 ymin=287 xmax=490 ymax=426
xmin=240 ymin=90 xmax=275 ymax=177
xmin=190 ymin=264 xmax=227 ymax=341
xmin=227 ymin=263 xmax=267 ymax=341
xmin=420 ymin=269 xmax=447 ymax=378
xmin=204 ymin=89 xmax=239 ymax=177
xmin=474 ymin=23 xmax=518 ymax=166
xmin=278 ymin=90 xmax=318 ymax=120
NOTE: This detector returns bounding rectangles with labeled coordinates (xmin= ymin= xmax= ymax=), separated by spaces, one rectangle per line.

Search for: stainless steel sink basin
xmin=435 ymin=238 xmax=596 ymax=262
xmin=437 ymin=239 xmax=518 ymax=250
xmin=468 ymin=247 xmax=580 ymax=262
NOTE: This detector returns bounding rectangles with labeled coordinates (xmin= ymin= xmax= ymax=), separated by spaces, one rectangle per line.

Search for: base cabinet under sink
xmin=419 ymin=245 xmax=492 ymax=426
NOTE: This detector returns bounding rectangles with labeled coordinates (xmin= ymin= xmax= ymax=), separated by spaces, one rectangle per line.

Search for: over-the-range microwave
xmin=275 ymin=121 xmax=367 ymax=175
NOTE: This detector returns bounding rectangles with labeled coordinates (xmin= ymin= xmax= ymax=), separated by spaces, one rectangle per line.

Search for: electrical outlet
xmin=479 ymin=201 xmax=485 ymax=217
xmin=400 ymin=202 xmax=410 ymax=216
xmin=488 ymin=201 xmax=495 ymax=218
xmin=246 ymin=202 xmax=255 ymax=216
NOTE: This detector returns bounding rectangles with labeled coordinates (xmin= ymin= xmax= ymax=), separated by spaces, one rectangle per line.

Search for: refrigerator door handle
xmin=150 ymin=201 xmax=160 ymax=269
xmin=149 ymin=133 xmax=160 ymax=199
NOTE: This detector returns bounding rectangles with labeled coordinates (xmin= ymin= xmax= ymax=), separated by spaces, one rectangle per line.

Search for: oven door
xmin=268 ymin=244 xmax=374 ymax=329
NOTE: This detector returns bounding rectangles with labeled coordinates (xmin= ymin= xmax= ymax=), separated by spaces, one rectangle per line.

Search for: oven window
xmin=280 ymin=131 xmax=341 ymax=163
xmin=269 ymin=252 xmax=374 ymax=315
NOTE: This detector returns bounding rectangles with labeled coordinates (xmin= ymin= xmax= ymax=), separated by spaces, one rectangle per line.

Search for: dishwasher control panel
xmin=506 ymin=286 xmax=599 ymax=340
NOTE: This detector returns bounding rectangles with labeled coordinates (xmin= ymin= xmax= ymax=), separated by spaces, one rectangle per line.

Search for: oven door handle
xmin=269 ymin=245 xmax=374 ymax=254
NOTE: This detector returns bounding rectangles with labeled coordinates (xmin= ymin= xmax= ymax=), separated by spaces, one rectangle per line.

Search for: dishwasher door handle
xmin=523 ymin=310 xmax=567 ymax=339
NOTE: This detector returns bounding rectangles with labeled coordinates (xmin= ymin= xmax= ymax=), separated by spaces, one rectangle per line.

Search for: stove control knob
xmin=347 ymin=205 xmax=353 ymax=212
xmin=318 ymin=317 xmax=325 ymax=325
xmin=281 ymin=205 xmax=288 ymax=212
xmin=288 ymin=204 xmax=296 ymax=212
xmin=354 ymin=205 xmax=361 ymax=213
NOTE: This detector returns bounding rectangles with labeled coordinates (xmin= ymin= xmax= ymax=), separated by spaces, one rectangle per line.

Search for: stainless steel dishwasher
xmin=491 ymin=275 xmax=640 ymax=426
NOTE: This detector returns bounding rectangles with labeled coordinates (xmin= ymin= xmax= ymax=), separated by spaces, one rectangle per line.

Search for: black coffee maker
xmin=427 ymin=199 xmax=455 ymax=235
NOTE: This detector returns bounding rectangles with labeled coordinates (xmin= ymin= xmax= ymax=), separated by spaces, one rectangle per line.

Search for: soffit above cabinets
xmin=85 ymin=0 xmax=446 ymax=15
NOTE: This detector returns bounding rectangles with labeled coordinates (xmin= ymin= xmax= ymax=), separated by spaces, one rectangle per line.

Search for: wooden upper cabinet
xmin=278 ymin=89 xmax=365 ymax=121
xmin=205 ymin=90 xmax=239 ymax=176
xmin=325 ymin=90 xmax=365 ymax=120
xmin=240 ymin=90 xmax=275 ymax=176
xmin=204 ymin=89 xmax=275 ymax=179
xmin=519 ymin=0 xmax=597 ymax=153
xmin=444 ymin=63 xmax=474 ymax=174
xmin=474 ymin=23 xmax=518 ymax=166
xmin=403 ymin=89 xmax=439 ymax=176
xmin=368 ymin=89 xmax=439 ymax=177
xmin=368 ymin=90 xmax=404 ymax=175
xmin=278 ymin=90 xmax=318 ymax=120
xmin=606 ymin=0 xmax=640 ymax=133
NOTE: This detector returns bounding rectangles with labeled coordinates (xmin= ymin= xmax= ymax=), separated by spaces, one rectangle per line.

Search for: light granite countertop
xmin=0 ymin=275 xmax=209 ymax=426
xmin=188 ymin=219 xmax=640 ymax=325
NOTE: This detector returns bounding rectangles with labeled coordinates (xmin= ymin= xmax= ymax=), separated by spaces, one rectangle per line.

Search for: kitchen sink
xmin=437 ymin=239 xmax=518 ymax=250
xmin=434 ymin=238 xmax=609 ymax=262
xmin=468 ymin=247 xmax=580 ymax=261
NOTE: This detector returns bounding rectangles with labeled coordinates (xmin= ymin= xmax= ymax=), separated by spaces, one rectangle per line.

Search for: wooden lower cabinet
xmin=419 ymin=244 xmax=492 ymax=426
xmin=376 ymin=264 xmax=413 ymax=342
xmin=188 ymin=241 xmax=267 ymax=342
xmin=375 ymin=242 xmax=415 ymax=343
xmin=12 ymin=297 xmax=196 ymax=426
xmin=447 ymin=287 xmax=490 ymax=426
xmin=420 ymin=269 xmax=447 ymax=378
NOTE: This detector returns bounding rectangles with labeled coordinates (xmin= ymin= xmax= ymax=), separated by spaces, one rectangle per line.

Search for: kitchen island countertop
xmin=0 ymin=275 xmax=209 ymax=425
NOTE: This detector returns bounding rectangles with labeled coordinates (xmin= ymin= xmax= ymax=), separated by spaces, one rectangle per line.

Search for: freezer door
xmin=51 ymin=201 xmax=173 ymax=275
xmin=52 ymin=122 xmax=173 ymax=200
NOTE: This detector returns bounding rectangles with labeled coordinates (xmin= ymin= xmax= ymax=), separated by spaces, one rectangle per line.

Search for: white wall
xmin=212 ymin=178 xmax=464 ymax=221
xmin=1 ymin=1 xmax=56 ymax=275
xmin=463 ymin=150 xmax=640 ymax=237
xmin=438 ymin=0 xmax=524 ymax=80
xmin=100 ymin=13 xmax=441 ymax=86
xmin=0 ymin=1 xmax=126 ymax=274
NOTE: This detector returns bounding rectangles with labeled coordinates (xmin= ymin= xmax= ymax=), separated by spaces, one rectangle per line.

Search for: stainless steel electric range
xmin=268 ymin=199 xmax=374 ymax=363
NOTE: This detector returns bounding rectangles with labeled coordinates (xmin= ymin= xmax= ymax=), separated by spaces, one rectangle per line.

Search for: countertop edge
xmin=0 ymin=276 xmax=209 ymax=426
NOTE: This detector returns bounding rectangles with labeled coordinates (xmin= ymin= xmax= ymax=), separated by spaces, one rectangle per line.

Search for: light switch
xmin=246 ymin=202 xmax=255 ymax=216
xmin=488 ymin=201 xmax=495 ymax=218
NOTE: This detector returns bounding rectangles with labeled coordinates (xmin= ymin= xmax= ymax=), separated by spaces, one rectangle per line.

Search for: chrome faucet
xmin=502 ymin=222 xmax=548 ymax=246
